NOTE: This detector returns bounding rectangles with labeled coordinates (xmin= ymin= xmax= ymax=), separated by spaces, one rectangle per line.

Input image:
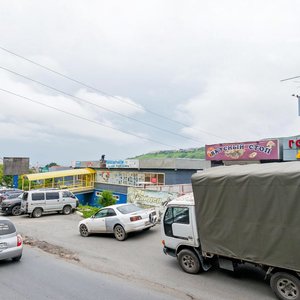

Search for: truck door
xmin=163 ymin=206 xmax=195 ymax=246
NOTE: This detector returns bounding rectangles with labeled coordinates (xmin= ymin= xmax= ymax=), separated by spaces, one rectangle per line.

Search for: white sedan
xmin=78 ymin=203 xmax=158 ymax=241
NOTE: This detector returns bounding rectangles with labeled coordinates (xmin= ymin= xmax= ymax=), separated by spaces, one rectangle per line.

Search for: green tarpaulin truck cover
xmin=191 ymin=162 xmax=300 ymax=272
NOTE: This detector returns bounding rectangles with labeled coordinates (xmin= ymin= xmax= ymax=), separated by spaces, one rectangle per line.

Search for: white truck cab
xmin=162 ymin=193 xmax=198 ymax=250
xmin=161 ymin=193 xmax=209 ymax=274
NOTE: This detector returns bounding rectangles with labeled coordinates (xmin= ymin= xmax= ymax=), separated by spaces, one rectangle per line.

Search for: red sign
xmin=206 ymin=140 xmax=279 ymax=161
xmin=289 ymin=139 xmax=300 ymax=148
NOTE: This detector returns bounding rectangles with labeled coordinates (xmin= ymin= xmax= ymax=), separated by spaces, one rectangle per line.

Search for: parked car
xmin=78 ymin=203 xmax=158 ymax=241
xmin=21 ymin=189 xmax=79 ymax=218
xmin=0 ymin=189 xmax=23 ymax=204
xmin=1 ymin=193 xmax=24 ymax=216
xmin=0 ymin=217 xmax=23 ymax=262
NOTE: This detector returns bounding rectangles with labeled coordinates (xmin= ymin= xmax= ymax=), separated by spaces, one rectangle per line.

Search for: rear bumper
xmin=0 ymin=246 xmax=23 ymax=261
xmin=125 ymin=220 xmax=157 ymax=233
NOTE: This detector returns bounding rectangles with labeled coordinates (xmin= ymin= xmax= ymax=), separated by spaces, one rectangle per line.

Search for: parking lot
xmin=4 ymin=212 xmax=275 ymax=300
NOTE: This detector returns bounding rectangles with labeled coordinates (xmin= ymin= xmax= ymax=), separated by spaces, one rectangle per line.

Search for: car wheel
xmin=12 ymin=255 xmax=22 ymax=262
xmin=62 ymin=205 xmax=72 ymax=215
xmin=11 ymin=205 xmax=21 ymax=216
xmin=79 ymin=224 xmax=89 ymax=237
xmin=270 ymin=272 xmax=300 ymax=300
xmin=178 ymin=249 xmax=201 ymax=274
xmin=114 ymin=225 xmax=127 ymax=241
xmin=32 ymin=208 xmax=43 ymax=218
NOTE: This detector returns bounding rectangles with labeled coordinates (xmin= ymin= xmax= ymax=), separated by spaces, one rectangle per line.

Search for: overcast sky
xmin=0 ymin=0 xmax=300 ymax=166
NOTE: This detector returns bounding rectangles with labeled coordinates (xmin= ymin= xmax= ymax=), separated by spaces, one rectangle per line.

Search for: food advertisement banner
xmin=206 ymin=139 xmax=279 ymax=161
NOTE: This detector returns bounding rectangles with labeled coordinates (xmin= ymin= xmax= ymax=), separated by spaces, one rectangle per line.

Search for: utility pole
xmin=292 ymin=94 xmax=300 ymax=116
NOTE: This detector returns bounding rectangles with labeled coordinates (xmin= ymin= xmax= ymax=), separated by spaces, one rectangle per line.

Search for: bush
xmin=77 ymin=205 xmax=99 ymax=218
xmin=98 ymin=190 xmax=116 ymax=207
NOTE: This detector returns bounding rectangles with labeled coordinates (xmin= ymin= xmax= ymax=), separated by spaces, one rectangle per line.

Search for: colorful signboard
xmin=283 ymin=135 xmax=300 ymax=161
xmin=74 ymin=159 xmax=139 ymax=169
xmin=96 ymin=170 xmax=164 ymax=186
xmin=206 ymin=139 xmax=279 ymax=161
xmin=106 ymin=160 xmax=139 ymax=169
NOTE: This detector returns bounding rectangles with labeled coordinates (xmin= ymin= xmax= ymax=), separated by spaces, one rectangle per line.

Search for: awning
xmin=23 ymin=168 xmax=96 ymax=181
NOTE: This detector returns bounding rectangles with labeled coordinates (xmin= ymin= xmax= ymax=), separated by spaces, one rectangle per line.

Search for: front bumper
xmin=163 ymin=246 xmax=176 ymax=257
xmin=0 ymin=206 xmax=12 ymax=214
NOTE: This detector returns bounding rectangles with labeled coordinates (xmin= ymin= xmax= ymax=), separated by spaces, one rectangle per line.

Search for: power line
xmin=0 ymin=46 xmax=188 ymax=124
xmin=0 ymin=45 xmax=233 ymax=141
xmin=0 ymin=87 xmax=178 ymax=149
xmin=0 ymin=65 xmax=204 ymax=144
xmin=281 ymin=75 xmax=300 ymax=82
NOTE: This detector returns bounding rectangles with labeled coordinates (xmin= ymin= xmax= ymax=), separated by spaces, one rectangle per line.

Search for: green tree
xmin=98 ymin=190 xmax=117 ymax=207
xmin=45 ymin=162 xmax=58 ymax=168
xmin=0 ymin=165 xmax=13 ymax=187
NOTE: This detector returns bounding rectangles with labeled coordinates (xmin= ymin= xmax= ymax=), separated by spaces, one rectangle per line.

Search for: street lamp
xmin=292 ymin=94 xmax=300 ymax=116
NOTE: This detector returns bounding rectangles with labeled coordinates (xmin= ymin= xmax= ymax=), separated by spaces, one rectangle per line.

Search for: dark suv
xmin=0 ymin=189 xmax=23 ymax=204
xmin=0 ymin=193 xmax=23 ymax=216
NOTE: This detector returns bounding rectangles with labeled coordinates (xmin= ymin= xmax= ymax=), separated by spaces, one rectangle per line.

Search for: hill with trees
xmin=130 ymin=147 xmax=205 ymax=159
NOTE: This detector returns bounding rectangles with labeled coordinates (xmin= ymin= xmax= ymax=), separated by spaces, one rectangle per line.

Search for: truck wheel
xmin=270 ymin=272 xmax=300 ymax=300
xmin=178 ymin=249 xmax=201 ymax=274
xmin=62 ymin=205 xmax=72 ymax=215
xmin=32 ymin=208 xmax=43 ymax=218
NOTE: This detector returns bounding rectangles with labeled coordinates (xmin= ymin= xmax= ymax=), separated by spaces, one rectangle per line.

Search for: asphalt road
xmin=0 ymin=246 xmax=175 ymax=300
xmin=6 ymin=213 xmax=276 ymax=300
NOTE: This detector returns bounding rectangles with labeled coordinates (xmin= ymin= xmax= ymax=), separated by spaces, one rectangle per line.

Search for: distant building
xmin=75 ymin=158 xmax=211 ymax=205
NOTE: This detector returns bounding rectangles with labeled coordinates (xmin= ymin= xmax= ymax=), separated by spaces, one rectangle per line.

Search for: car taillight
xmin=162 ymin=240 xmax=165 ymax=246
xmin=130 ymin=216 xmax=142 ymax=222
xmin=17 ymin=235 xmax=22 ymax=247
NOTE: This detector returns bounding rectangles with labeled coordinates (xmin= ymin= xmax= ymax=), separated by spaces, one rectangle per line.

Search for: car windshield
xmin=0 ymin=220 xmax=16 ymax=236
xmin=117 ymin=204 xmax=143 ymax=214
xmin=7 ymin=193 xmax=21 ymax=199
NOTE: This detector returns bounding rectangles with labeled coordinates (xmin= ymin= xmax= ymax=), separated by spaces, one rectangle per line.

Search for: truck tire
xmin=62 ymin=205 xmax=72 ymax=215
xmin=32 ymin=208 xmax=43 ymax=218
xmin=178 ymin=249 xmax=201 ymax=274
xmin=270 ymin=272 xmax=300 ymax=300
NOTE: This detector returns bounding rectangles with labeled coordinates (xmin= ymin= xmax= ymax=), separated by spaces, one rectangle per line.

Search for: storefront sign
xmin=288 ymin=139 xmax=300 ymax=148
xmin=96 ymin=170 xmax=164 ymax=186
xmin=127 ymin=187 xmax=178 ymax=218
xmin=73 ymin=159 xmax=139 ymax=169
xmin=74 ymin=161 xmax=101 ymax=168
xmin=283 ymin=136 xmax=300 ymax=161
xmin=206 ymin=139 xmax=279 ymax=161
xmin=106 ymin=160 xmax=139 ymax=169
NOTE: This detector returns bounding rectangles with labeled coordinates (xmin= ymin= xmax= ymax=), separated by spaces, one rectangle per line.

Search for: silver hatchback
xmin=0 ymin=217 xmax=23 ymax=262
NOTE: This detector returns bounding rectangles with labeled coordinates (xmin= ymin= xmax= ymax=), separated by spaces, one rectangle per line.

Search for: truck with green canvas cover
xmin=161 ymin=162 xmax=300 ymax=300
